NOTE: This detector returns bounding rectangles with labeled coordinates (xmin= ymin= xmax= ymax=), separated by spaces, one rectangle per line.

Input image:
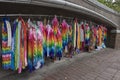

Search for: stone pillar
xmin=115 ymin=31 xmax=120 ymax=49
xmin=106 ymin=28 xmax=115 ymax=48
xmin=110 ymin=29 xmax=120 ymax=49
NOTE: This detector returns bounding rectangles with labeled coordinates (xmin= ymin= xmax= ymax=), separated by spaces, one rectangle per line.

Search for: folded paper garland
xmin=1 ymin=16 xmax=107 ymax=74
xmin=2 ymin=18 xmax=13 ymax=70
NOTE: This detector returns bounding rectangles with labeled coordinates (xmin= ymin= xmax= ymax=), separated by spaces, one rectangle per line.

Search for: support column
xmin=111 ymin=29 xmax=120 ymax=49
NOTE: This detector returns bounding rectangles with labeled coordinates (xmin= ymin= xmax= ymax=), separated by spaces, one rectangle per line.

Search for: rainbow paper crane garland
xmin=85 ymin=24 xmax=90 ymax=46
xmin=36 ymin=24 xmax=44 ymax=68
xmin=52 ymin=16 xmax=59 ymax=35
xmin=27 ymin=20 xmax=44 ymax=72
xmin=61 ymin=20 xmax=69 ymax=49
xmin=1 ymin=16 xmax=107 ymax=74
xmin=2 ymin=18 xmax=13 ymax=70
xmin=56 ymin=29 xmax=63 ymax=60
xmin=52 ymin=16 xmax=59 ymax=59
xmin=46 ymin=24 xmax=53 ymax=57
xmin=27 ymin=26 xmax=34 ymax=72
xmin=39 ymin=22 xmax=47 ymax=57
xmin=49 ymin=26 xmax=55 ymax=58
xmin=11 ymin=18 xmax=28 ymax=73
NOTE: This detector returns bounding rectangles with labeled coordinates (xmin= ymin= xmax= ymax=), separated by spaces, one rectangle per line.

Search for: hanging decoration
xmin=52 ymin=16 xmax=59 ymax=35
xmin=77 ymin=24 xmax=80 ymax=50
xmin=1 ymin=15 xmax=107 ymax=73
xmin=73 ymin=19 xmax=77 ymax=49
xmin=85 ymin=24 xmax=90 ymax=47
xmin=2 ymin=18 xmax=13 ymax=70
xmin=46 ymin=24 xmax=54 ymax=58
xmin=56 ymin=29 xmax=63 ymax=60
xmin=39 ymin=21 xmax=47 ymax=58
xmin=61 ymin=20 xmax=69 ymax=49
xmin=80 ymin=23 xmax=85 ymax=51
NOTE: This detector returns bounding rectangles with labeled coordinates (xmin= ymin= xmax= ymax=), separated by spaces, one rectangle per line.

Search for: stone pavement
xmin=0 ymin=48 xmax=120 ymax=80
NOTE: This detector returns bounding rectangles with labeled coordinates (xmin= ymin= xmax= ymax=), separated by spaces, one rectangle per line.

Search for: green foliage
xmin=97 ymin=0 xmax=120 ymax=13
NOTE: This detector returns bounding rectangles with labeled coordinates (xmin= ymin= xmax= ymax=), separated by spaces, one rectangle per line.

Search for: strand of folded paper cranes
xmin=1 ymin=15 xmax=107 ymax=73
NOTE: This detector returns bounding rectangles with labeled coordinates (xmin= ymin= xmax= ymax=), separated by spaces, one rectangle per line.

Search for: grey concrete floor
xmin=0 ymin=48 xmax=120 ymax=80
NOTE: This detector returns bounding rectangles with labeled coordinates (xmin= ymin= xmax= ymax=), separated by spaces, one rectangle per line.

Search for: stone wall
xmin=65 ymin=0 xmax=120 ymax=27
xmin=0 ymin=0 xmax=119 ymax=27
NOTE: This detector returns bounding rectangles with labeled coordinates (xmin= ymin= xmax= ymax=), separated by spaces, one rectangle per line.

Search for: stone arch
xmin=0 ymin=0 xmax=119 ymax=50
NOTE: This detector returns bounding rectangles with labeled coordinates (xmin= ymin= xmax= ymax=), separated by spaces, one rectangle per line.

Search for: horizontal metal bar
xmin=0 ymin=14 xmax=52 ymax=17
xmin=0 ymin=14 xmax=74 ymax=20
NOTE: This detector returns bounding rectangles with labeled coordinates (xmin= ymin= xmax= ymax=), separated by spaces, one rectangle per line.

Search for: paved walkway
xmin=0 ymin=48 xmax=120 ymax=80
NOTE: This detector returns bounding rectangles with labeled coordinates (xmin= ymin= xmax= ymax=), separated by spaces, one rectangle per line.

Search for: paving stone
xmin=112 ymin=71 xmax=120 ymax=80
xmin=84 ymin=72 xmax=98 ymax=80
xmin=105 ymin=68 xmax=117 ymax=75
xmin=0 ymin=48 xmax=120 ymax=80
xmin=95 ymin=77 xmax=106 ymax=80
xmin=98 ymin=72 xmax=113 ymax=80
